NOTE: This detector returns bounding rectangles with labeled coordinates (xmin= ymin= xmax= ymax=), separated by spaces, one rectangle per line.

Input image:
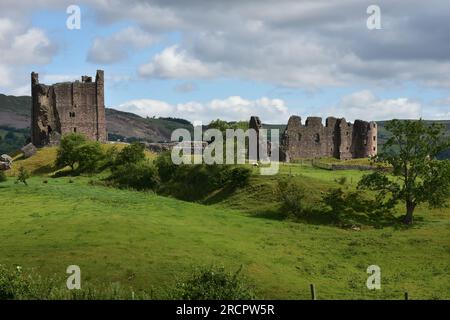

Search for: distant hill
xmin=0 ymin=93 xmax=448 ymax=158
xmin=105 ymin=108 xmax=193 ymax=143
xmin=0 ymin=93 xmax=193 ymax=149
xmin=0 ymin=94 xmax=32 ymax=129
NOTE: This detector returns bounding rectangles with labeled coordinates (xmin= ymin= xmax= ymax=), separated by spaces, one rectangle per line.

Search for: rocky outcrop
xmin=0 ymin=154 xmax=12 ymax=171
xmin=21 ymin=143 xmax=37 ymax=158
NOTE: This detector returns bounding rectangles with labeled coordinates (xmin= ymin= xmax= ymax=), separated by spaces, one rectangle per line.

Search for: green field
xmin=0 ymin=148 xmax=449 ymax=299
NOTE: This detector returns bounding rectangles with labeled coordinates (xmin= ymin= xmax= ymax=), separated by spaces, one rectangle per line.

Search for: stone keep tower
xmin=31 ymin=70 xmax=107 ymax=146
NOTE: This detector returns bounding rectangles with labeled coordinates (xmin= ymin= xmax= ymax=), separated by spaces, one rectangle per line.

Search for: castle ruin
xmin=31 ymin=70 xmax=107 ymax=146
xmin=249 ymin=115 xmax=377 ymax=161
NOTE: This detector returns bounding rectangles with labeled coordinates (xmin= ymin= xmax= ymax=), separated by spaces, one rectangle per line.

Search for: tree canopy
xmin=358 ymin=119 xmax=450 ymax=225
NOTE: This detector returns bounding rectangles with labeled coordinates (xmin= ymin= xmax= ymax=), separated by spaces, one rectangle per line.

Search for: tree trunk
xmin=403 ymin=201 xmax=415 ymax=225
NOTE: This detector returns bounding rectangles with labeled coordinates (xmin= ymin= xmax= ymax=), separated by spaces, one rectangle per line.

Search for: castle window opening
xmin=73 ymin=127 xmax=77 ymax=133
xmin=346 ymin=131 xmax=349 ymax=136
xmin=298 ymin=133 xmax=302 ymax=141
xmin=373 ymin=136 xmax=376 ymax=141
xmin=69 ymin=112 xmax=75 ymax=118
xmin=373 ymin=147 xmax=376 ymax=151
xmin=314 ymin=133 xmax=320 ymax=143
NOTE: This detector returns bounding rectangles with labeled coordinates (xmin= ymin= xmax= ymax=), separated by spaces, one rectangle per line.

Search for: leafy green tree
xmin=155 ymin=151 xmax=177 ymax=182
xmin=230 ymin=121 xmax=249 ymax=131
xmin=276 ymin=178 xmax=306 ymax=218
xmin=75 ymin=141 xmax=104 ymax=173
xmin=358 ymin=119 xmax=450 ymax=225
xmin=16 ymin=166 xmax=30 ymax=185
xmin=208 ymin=119 xmax=249 ymax=132
xmin=115 ymin=142 xmax=145 ymax=166
xmin=208 ymin=119 xmax=230 ymax=132
xmin=55 ymin=133 xmax=87 ymax=170
xmin=109 ymin=161 xmax=159 ymax=191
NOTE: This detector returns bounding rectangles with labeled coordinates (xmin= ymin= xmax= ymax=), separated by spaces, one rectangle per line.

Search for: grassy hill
xmin=0 ymin=147 xmax=449 ymax=299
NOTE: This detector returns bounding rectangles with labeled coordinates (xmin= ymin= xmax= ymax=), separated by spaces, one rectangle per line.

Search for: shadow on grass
xmin=51 ymin=168 xmax=80 ymax=178
xmin=248 ymin=200 xmax=405 ymax=229
xmin=247 ymin=209 xmax=285 ymax=221
xmin=202 ymin=185 xmax=241 ymax=205
xmin=32 ymin=164 xmax=57 ymax=175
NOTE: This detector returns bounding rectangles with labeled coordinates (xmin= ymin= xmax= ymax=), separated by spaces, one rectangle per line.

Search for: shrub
xmin=0 ymin=265 xmax=33 ymax=299
xmin=0 ymin=171 xmax=6 ymax=183
xmin=75 ymin=141 xmax=103 ymax=173
xmin=276 ymin=178 xmax=306 ymax=218
xmin=55 ymin=133 xmax=87 ymax=170
xmin=154 ymin=151 xmax=177 ymax=182
xmin=170 ymin=266 xmax=256 ymax=300
xmin=98 ymin=145 xmax=119 ymax=170
xmin=322 ymin=188 xmax=350 ymax=222
xmin=0 ymin=265 xmax=151 ymax=300
xmin=55 ymin=134 xmax=104 ymax=173
xmin=16 ymin=166 xmax=30 ymax=185
xmin=109 ymin=161 xmax=159 ymax=191
xmin=115 ymin=142 xmax=145 ymax=166
xmin=225 ymin=167 xmax=251 ymax=188
xmin=335 ymin=176 xmax=347 ymax=185
xmin=322 ymin=188 xmax=391 ymax=225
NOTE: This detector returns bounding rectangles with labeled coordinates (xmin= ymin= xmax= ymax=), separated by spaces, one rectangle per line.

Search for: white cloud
xmin=84 ymin=0 xmax=450 ymax=89
xmin=138 ymin=45 xmax=213 ymax=79
xmin=0 ymin=17 xmax=56 ymax=94
xmin=328 ymin=90 xmax=422 ymax=121
xmin=117 ymin=96 xmax=289 ymax=123
xmin=0 ymin=19 xmax=55 ymax=65
xmin=87 ymin=27 xmax=157 ymax=64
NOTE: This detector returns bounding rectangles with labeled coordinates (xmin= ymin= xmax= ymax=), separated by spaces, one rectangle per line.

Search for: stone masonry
xmin=31 ymin=70 xmax=107 ymax=146
xmin=250 ymin=115 xmax=377 ymax=161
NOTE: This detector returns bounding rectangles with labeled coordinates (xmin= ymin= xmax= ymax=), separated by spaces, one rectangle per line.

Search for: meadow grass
xmin=1 ymin=147 xmax=449 ymax=299
xmin=0 ymin=175 xmax=449 ymax=299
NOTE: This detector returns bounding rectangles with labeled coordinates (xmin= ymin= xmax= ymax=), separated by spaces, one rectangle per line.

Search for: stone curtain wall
xmin=31 ymin=70 xmax=107 ymax=146
xmin=251 ymin=115 xmax=377 ymax=161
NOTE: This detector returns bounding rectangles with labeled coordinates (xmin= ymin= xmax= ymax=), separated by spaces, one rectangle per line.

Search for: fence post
xmin=310 ymin=284 xmax=316 ymax=300
xmin=404 ymin=292 xmax=408 ymax=300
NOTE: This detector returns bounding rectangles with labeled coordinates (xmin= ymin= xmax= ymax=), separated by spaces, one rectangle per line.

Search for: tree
xmin=115 ymin=142 xmax=145 ymax=166
xmin=155 ymin=151 xmax=177 ymax=182
xmin=16 ymin=166 xmax=30 ymax=185
xmin=208 ymin=119 xmax=249 ymax=133
xmin=55 ymin=133 xmax=87 ymax=170
xmin=276 ymin=178 xmax=306 ymax=218
xmin=358 ymin=119 xmax=450 ymax=225
xmin=75 ymin=141 xmax=104 ymax=173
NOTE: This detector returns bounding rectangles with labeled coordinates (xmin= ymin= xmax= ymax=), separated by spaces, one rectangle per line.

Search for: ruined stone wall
xmin=253 ymin=115 xmax=377 ymax=161
xmin=31 ymin=70 xmax=107 ymax=146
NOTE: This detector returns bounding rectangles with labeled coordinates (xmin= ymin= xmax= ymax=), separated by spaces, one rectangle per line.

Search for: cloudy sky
xmin=0 ymin=0 xmax=449 ymax=123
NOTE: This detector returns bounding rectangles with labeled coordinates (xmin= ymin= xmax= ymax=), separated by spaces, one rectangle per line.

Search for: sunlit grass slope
xmin=0 ymin=176 xmax=448 ymax=299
